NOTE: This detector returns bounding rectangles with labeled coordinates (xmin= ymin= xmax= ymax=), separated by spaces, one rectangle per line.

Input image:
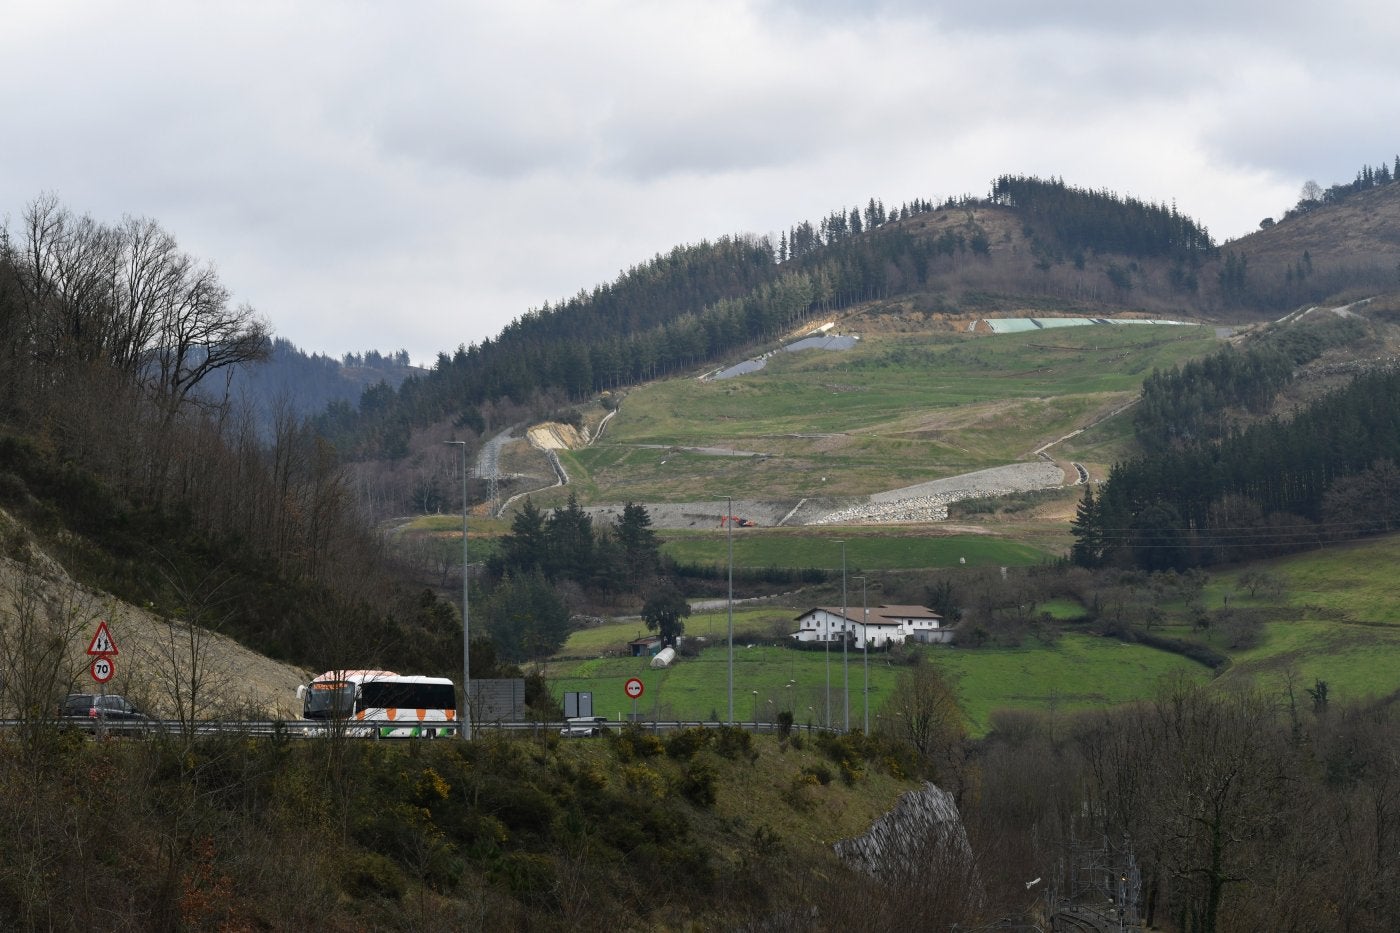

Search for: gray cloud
xmin=2 ymin=0 xmax=1394 ymax=364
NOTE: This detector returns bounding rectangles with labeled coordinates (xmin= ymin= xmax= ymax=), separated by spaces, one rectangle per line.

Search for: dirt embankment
xmin=0 ymin=510 xmax=309 ymax=719
xmin=527 ymin=422 xmax=587 ymax=450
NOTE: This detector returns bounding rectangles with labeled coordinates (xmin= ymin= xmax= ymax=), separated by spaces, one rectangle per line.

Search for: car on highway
xmin=559 ymin=716 xmax=609 ymax=738
xmin=59 ymin=693 xmax=151 ymax=728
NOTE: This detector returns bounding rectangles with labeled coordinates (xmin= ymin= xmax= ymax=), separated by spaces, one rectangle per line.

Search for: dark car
xmin=59 ymin=693 xmax=151 ymax=729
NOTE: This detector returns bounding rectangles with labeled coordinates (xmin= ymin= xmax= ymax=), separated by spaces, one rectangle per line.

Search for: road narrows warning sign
xmin=86 ymin=620 xmax=119 ymax=657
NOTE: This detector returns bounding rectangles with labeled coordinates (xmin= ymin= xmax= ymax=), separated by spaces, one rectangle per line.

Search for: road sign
xmin=624 ymin=677 xmax=644 ymax=699
xmin=90 ymin=656 xmax=115 ymax=684
xmin=86 ymin=620 xmax=119 ymax=656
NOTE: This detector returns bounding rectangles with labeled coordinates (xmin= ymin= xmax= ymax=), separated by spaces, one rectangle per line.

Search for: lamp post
xmin=841 ymin=539 xmax=849 ymax=732
xmin=445 ymin=441 xmax=471 ymax=741
xmin=827 ymin=540 xmax=841 ymax=730
xmin=853 ymin=575 xmax=869 ymax=734
xmin=751 ymin=690 xmax=759 ymax=730
xmin=726 ymin=495 xmax=734 ymax=725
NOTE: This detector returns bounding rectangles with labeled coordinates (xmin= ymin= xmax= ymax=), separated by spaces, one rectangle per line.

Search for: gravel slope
xmin=582 ymin=461 xmax=1069 ymax=529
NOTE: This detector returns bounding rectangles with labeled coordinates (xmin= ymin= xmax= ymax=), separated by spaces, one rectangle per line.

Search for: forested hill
xmin=1071 ymin=297 xmax=1400 ymax=572
xmin=990 ymin=175 xmax=1215 ymax=260
xmin=314 ymin=176 xmax=1242 ymax=460
xmin=212 ymin=338 xmax=421 ymax=436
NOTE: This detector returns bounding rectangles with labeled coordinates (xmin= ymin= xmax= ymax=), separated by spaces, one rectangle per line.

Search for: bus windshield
xmin=303 ymin=682 xmax=355 ymax=720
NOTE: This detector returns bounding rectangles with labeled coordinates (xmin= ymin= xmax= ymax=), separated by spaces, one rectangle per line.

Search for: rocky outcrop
xmin=833 ymin=781 xmax=973 ymax=878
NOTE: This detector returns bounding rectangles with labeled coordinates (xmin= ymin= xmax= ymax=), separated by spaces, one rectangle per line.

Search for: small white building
xmin=791 ymin=604 xmax=951 ymax=648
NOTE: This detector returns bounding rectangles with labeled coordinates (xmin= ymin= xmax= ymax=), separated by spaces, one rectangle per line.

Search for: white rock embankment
xmin=810 ymin=461 xmax=1065 ymax=525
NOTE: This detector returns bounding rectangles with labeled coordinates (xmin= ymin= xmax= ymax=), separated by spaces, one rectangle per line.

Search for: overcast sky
xmin=4 ymin=1 xmax=1399 ymax=366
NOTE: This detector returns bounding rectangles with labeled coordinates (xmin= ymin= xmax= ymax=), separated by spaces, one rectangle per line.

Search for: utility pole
xmin=854 ymin=575 xmax=869 ymax=733
xmin=726 ymin=494 xmax=734 ymax=725
xmin=841 ymin=539 xmax=849 ymax=732
xmin=828 ymin=539 xmax=841 ymax=730
xmin=445 ymin=441 xmax=471 ymax=741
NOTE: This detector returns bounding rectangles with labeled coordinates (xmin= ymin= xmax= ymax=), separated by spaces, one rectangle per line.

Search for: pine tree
xmin=1070 ymin=485 xmax=1104 ymax=567
xmin=616 ymin=501 xmax=661 ymax=585
xmin=499 ymin=498 xmax=547 ymax=576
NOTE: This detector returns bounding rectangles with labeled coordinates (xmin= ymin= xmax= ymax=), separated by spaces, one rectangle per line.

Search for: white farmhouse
xmin=791 ymin=604 xmax=951 ymax=648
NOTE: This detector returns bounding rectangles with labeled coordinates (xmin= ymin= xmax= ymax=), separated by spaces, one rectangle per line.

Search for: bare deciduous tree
xmin=0 ymin=565 xmax=95 ymax=763
xmin=878 ymin=655 xmax=967 ymax=794
xmin=142 ymin=563 xmax=240 ymax=743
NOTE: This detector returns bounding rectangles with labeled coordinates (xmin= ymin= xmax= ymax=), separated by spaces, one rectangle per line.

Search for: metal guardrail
xmin=1 ymin=718 xmax=464 ymax=739
xmin=0 ymin=718 xmax=833 ymax=738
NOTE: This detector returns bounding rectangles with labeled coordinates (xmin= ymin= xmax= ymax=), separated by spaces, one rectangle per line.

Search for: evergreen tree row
xmin=481 ymin=497 xmax=667 ymax=661
xmin=489 ymin=494 xmax=659 ymax=590
xmin=990 ymin=175 xmax=1215 ymax=260
xmin=1074 ymin=367 xmax=1400 ymax=570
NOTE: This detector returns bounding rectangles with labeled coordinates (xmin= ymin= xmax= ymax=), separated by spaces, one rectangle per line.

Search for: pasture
xmin=565 ymin=324 xmax=1220 ymax=502
xmin=658 ymin=527 xmax=1052 ymax=571
xmin=546 ymin=609 xmax=1212 ymax=736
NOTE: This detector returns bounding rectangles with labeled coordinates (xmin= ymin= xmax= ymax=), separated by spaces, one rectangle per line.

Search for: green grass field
xmin=559 ymin=607 xmax=795 ymax=656
xmin=1188 ymin=537 xmax=1400 ymax=702
xmin=1216 ymin=619 xmax=1400 ymax=702
xmin=659 ymin=528 xmax=1052 ymax=570
xmin=1259 ymin=537 xmax=1400 ymax=625
xmin=566 ymin=324 xmax=1220 ymax=501
xmin=545 ymin=535 xmax=1400 ymax=733
xmin=546 ymin=626 xmax=1211 ymax=736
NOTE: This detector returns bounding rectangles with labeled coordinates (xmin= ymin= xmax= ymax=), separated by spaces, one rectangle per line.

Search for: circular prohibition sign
xmin=624 ymin=677 xmax=644 ymax=699
xmin=91 ymin=655 xmax=116 ymax=684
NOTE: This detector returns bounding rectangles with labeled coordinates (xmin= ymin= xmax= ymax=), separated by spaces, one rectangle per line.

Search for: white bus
xmin=296 ymin=670 xmax=458 ymax=738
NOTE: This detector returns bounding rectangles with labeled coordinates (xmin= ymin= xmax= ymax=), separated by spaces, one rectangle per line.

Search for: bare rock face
xmin=833 ymin=781 xmax=975 ymax=882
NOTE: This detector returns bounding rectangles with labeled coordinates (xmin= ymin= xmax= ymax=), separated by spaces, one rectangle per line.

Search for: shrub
xmin=680 ymin=760 xmax=718 ymax=807
xmin=493 ymin=852 xmax=557 ymax=907
xmin=339 ymin=851 xmax=406 ymax=901
xmin=776 ymin=710 xmax=794 ymax=738
xmin=622 ymin=763 xmax=667 ymax=799
xmin=611 ymin=725 xmax=664 ymax=761
xmin=712 ymin=725 xmax=756 ymax=762
xmin=665 ymin=727 xmax=712 ymax=761
xmin=784 ymin=774 xmax=817 ymax=811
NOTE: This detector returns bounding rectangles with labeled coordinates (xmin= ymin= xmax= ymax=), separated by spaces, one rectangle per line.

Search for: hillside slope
xmin=0 ymin=507 xmax=309 ymax=719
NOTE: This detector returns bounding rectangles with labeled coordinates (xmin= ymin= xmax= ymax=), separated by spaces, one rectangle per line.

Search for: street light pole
xmin=855 ymin=575 xmax=869 ymax=734
xmin=445 ymin=441 xmax=471 ymax=741
xmin=726 ymin=494 xmax=734 ymax=726
xmin=828 ymin=539 xmax=841 ymax=730
xmin=841 ymin=539 xmax=849 ymax=732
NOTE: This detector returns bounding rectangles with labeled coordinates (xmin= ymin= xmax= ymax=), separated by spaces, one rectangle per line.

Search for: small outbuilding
xmin=629 ymin=635 xmax=663 ymax=657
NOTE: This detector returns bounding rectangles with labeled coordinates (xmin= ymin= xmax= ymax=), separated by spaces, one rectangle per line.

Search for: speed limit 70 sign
xmin=91 ymin=656 xmax=115 ymax=684
xmin=624 ymin=677 xmax=644 ymax=699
